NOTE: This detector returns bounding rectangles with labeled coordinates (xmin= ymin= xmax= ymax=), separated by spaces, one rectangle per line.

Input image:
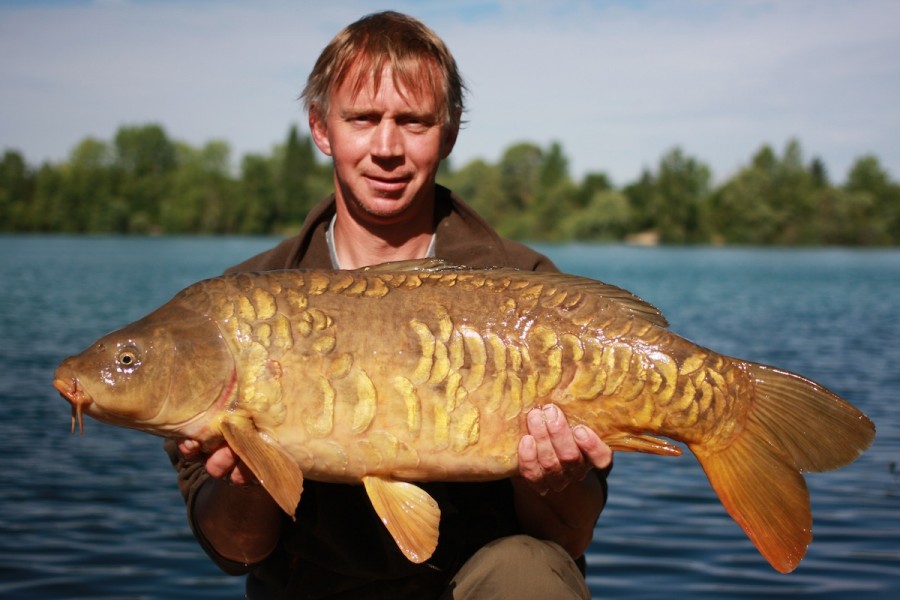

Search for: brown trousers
xmin=440 ymin=535 xmax=591 ymax=599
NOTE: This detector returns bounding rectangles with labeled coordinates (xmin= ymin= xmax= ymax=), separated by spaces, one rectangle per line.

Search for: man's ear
xmin=309 ymin=104 xmax=333 ymax=157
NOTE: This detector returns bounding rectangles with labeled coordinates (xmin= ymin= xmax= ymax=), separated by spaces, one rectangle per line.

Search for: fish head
xmin=53 ymin=301 xmax=235 ymax=438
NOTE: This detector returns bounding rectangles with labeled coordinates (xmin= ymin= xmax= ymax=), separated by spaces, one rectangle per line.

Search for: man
xmin=168 ymin=11 xmax=612 ymax=599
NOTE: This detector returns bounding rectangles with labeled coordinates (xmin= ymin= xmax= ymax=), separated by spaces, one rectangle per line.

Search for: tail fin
xmin=690 ymin=362 xmax=875 ymax=573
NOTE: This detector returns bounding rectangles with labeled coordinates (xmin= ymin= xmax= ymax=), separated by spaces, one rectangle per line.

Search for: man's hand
xmin=177 ymin=440 xmax=259 ymax=486
xmin=517 ymin=404 xmax=612 ymax=495
xmin=512 ymin=403 xmax=612 ymax=557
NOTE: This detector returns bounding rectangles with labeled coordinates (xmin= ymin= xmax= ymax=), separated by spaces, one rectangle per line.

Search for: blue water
xmin=1 ymin=236 xmax=898 ymax=599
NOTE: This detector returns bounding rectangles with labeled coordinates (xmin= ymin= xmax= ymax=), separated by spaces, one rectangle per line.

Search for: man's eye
xmin=400 ymin=117 xmax=430 ymax=131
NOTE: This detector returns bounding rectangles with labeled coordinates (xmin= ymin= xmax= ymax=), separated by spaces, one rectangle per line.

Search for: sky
xmin=1 ymin=0 xmax=899 ymax=186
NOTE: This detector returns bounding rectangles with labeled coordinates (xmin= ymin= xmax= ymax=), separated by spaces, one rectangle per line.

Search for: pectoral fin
xmin=362 ymin=476 xmax=441 ymax=564
xmin=603 ymin=431 xmax=683 ymax=456
xmin=219 ymin=415 xmax=304 ymax=519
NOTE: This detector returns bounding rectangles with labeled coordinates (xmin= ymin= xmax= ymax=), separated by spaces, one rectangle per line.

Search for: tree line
xmin=2 ymin=123 xmax=898 ymax=245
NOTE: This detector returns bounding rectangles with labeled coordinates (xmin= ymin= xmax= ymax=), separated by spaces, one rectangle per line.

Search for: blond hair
xmin=301 ymin=11 xmax=466 ymax=130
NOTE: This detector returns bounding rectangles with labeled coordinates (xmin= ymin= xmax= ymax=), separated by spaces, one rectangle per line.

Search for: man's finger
xmin=573 ymin=426 xmax=613 ymax=470
xmin=541 ymin=404 xmax=583 ymax=465
xmin=204 ymin=446 xmax=239 ymax=479
xmin=177 ymin=439 xmax=201 ymax=459
xmin=527 ymin=407 xmax=563 ymax=473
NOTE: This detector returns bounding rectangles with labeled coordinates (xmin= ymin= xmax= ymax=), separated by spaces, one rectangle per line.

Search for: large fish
xmin=53 ymin=259 xmax=875 ymax=572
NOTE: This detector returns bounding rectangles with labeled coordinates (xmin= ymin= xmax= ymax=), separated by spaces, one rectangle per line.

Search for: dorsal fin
xmin=358 ymin=259 xmax=668 ymax=328
xmin=523 ymin=270 xmax=668 ymax=327
xmin=358 ymin=258 xmax=463 ymax=273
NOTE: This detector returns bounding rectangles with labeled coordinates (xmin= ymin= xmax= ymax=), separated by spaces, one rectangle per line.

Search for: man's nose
xmin=371 ymin=120 xmax=402 ymax=158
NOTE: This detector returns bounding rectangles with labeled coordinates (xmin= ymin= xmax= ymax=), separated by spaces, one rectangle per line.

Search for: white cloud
xmin=1 ymin=0 xmax=898 ymax=184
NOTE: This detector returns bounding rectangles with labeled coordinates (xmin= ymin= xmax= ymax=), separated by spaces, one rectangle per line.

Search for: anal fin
xmin=603 ymin=431 xmax=683 ymax=456
xmin=362 ymin=476 xmax=441 ymax=564
xmin=219 ymin=415 xmax=304 ymax=519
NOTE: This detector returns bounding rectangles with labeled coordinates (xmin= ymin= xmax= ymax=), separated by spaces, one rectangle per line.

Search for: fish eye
xmin=116 ymin=347 xmax=140 ymax=371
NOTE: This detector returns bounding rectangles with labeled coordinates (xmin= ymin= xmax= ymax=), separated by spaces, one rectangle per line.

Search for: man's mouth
xmin=367 ymin=175 xmax=410 ymax=194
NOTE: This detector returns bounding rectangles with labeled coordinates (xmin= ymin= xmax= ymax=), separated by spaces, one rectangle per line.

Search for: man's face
xmin=310 ymin=67 xmax=457 ymax=226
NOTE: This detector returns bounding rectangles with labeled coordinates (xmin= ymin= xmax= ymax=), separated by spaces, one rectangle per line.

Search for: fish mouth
xmin=53 ymin=375 xmax=92 ymax=434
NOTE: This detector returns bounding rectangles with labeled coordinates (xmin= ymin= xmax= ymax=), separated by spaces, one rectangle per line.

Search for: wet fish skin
xmin=53 ymin=259 xmax=875 ymax=572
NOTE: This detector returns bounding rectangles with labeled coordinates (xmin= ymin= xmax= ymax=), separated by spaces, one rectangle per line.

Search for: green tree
xmin=710 ymin=146 xmax=776 ymax=244
xmin=30 ymin=163 xmax=67 ymax=232
xmin=623 ymin=169 xmax=657 ymax=234
xmin=710 ymin=140 xmax=820 ymax=244
xmin=622 ymin=148 xmax=711 ymax=243
xmin=0 ymin=150 xmax=34 ymax=231
xmin=238 ymin=153 xmax=278 ymax=234
xmin=63 ymin=138 xmax=118 ymax=232
xmin=561 ymin=171 xmax=628 ymax=240
xmin=574 ymin=172 xmax=614 ymax=210
xmin=276 ymin=125 xmax=319 ymax=230
xmin=809 ymin=156 xmax=829 ymax=188
xmin=498 ymin=142 xmax=542 ymax=210
xmin=113 ymin=124 xmax=177 ymax=232
xmin=533 ymin=142 xmax=579 ymax=240
xmin=163 ymin=140 xmax=235 ymax=233
xmin=490 ymin=141 xmax=581 ymax=240
xmin=562 ymin=187 xmax=631 ymax=241
xmin=809 ymin=186 xmax=875 ymax=245
xmin=441 ymin=158 xmax=505 ymax=227
xmin=843 ymin=155 xmax=900 ymax=244
xmin=653 ymin=148 xmax=712 ymax=243
xmin=770 ymin=139 xmax=818 ymax=244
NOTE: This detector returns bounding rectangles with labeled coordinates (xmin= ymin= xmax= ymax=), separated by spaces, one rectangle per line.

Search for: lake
xmin=1 ymin=236 xmax=898 ymax=599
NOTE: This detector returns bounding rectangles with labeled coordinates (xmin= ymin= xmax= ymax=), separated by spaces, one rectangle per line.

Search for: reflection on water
xmin=1 ymin=237 xmax=898 ymax=599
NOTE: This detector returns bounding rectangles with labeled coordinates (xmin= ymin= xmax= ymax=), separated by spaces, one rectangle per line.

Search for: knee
xmin=448 ymin=535 xmax=589 ymax=599
xmin=483 ymin=535 xmax=568 ymax=571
